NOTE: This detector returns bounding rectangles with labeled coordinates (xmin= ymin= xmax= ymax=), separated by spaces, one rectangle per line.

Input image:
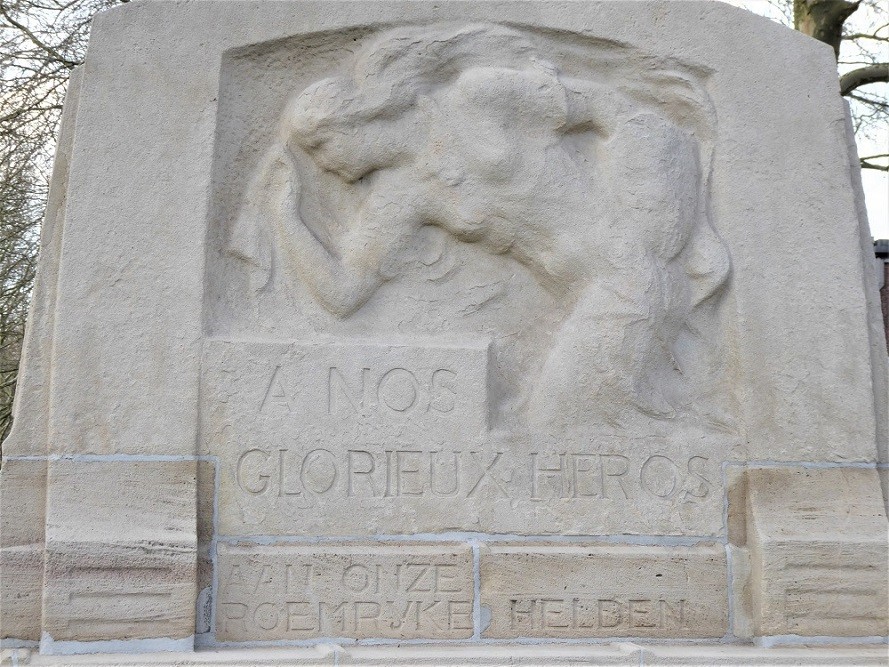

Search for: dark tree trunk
xmin=794 ymin=0 xmax=861 ymax=59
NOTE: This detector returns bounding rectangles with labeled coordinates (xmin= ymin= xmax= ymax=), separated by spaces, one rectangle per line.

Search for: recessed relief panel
xmin=206 ymin=22 xmax=737 ymax=441
xmin=203 ymin=20 xmax=740 ymax=539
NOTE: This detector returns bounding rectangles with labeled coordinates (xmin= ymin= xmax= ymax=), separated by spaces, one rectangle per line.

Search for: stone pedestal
xmin=1 ymin=1 xmax=886 ymax=663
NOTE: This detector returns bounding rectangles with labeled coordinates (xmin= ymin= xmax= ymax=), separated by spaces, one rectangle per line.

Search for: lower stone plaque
xmin=480 ymin=543 xmax=727 ymax=638
xmin=217 ymin=543 xmax=474 ymax=641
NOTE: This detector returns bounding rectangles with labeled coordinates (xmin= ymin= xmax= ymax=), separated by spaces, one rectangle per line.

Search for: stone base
xmin=3 ymin=642 xmax=888 ymax=666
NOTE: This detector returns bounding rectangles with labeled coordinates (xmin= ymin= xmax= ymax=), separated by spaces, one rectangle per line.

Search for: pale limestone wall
xmin=0 ymin=1 xmax=886 ymax=660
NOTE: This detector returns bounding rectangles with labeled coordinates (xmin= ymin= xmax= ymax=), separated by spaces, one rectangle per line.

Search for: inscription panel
xmin=202 ymin=339 xmax=489 ymax=441
xmin=480 ymin=544 xmax=727 ymax=638
xmin=204 ymin=340 xmax=728 ymax=536
xmin=216 ymin=543 xmax=474 ymax=641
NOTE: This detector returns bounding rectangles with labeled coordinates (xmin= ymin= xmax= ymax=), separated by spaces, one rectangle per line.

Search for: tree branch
xmin=840 ymin=62 xmax=889 ymax=94
xmin=0 ymin=7 xmax=80 ymax=69
xmin=860 ymin=153 xmax=889 ymax=171
xmin=843 ymin=32 xmax=889 ymax=40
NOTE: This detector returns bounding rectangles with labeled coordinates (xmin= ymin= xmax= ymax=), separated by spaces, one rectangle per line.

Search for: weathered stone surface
xmin=41 ymin=461 xmax=197 ymax=647
xmin=1 ymin=63 xmax=83 ymax=458
xmin=1 ymin=1 xmax=877 ymax=460
xmin=879 ymin=467 xmax=888 ymax=515
xmin=642 ymin=645 xmax=889 ymax=665
xmin=480 ymin=543 xmax=727 ymax=638
xmin=338 ymin=644 xmax=644 ymax=666
xmin=0 ymin=460 xmax=46 ymax=642
xmin=1 ymin=0 xmax=887 ymax=659
xmin=5 ymin=643 xmax=889 ymax=666
xmin=744 ymin=467 xmax=889 ymax=638
xmin=202 ymin=340 xmax=490 ymax=446
xmin=214 ymin=394 xmax=724 ymax=536
xmin=216 ymin=543 xmax=473 ymax=641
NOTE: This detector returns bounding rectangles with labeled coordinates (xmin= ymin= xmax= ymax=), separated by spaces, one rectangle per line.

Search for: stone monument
xmin=1 ymin=1 xmax=887 ymax=664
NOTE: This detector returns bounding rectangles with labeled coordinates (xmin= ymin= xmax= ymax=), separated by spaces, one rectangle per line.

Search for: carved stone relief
xmin=216 ymin=23 xmax=734 ymax=437
xmin=3 ymin=0 xmax=886 ymax=656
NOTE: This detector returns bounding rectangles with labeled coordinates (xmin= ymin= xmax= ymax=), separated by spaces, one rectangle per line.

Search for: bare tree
xmin=0 ymin=133 xmax=39 ymax=441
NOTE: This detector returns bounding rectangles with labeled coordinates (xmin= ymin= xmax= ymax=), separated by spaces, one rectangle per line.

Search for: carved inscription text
xmin=234 ymin=446 xmax=713 ymax=502
xmin=217 ymin=544 xmax=474 ymax=641
xmin=204 ymin=340 xmax=728 ymax=535
xmin=480 ymin=545 xmax=728 ymax=638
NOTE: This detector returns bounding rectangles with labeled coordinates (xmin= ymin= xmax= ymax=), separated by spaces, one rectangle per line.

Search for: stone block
xmin=1 ymin=646 xmax=339 ymax=665
xmin=216 ymin=542 xmax=474 ymax=641
xmin=202 ymin=340 xmax=490 ymax=448
xmin=643 ymin=645 xmax=889 ymax=665
xmin=480 ymin=543 xmax=727 ymax=638
xmin=338 ymin=644 xmax=643 ymax=665
xmin=40 ymin=461 xmax=197 ymax=648
xmin=0 ymin=460 xmax=46 ymax=642
xmin=207 ymin=337 xmax=724 ymax=536
xmin=215 ymin=427 xmax=724 ymax=537
xmin=744 ymin=467 xmax=889 ymax=637
xmin=1 ymin=64 xmax=82 ymax=458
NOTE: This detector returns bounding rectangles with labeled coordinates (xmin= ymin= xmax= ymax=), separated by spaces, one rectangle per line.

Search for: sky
xmin=719 ymin=0 xmax=889 ymax=239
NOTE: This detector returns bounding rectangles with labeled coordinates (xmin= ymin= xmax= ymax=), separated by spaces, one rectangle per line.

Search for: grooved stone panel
xmin=41 ymin=461 xmax=197 ymax=645
xmin=480 ymin=544 xmax=728 ymax=638
xmin=745 ymin=467 xmax=889 ymax=637
xmin=216 ymin=543 xmax=474 ymax=641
